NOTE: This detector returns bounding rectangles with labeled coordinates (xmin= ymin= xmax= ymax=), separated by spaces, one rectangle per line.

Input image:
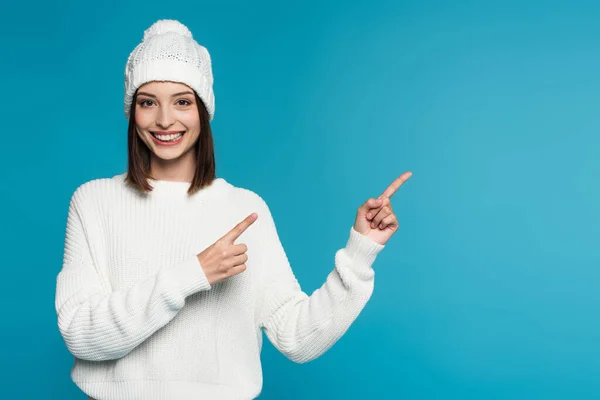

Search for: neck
xmin=149 ymin=149 xmax=197 ymax=182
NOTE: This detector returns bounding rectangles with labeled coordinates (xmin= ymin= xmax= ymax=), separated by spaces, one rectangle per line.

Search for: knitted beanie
xmin=124 ymin=19 xmax=215 ymax=120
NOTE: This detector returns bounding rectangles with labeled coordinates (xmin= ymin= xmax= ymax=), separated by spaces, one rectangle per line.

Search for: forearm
xmin=56 ymin=254 xmax=210 ymax=361
xmin=261 ymin=227 xmax=383 ymax=363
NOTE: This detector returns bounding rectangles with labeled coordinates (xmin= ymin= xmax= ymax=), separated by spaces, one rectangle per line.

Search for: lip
xmin=149 ymin=131 xmax=186 ymax=146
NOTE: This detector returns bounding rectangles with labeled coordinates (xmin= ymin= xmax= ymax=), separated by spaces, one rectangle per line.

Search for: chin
xmin=151 ymin=148 xmax=188 ymax=161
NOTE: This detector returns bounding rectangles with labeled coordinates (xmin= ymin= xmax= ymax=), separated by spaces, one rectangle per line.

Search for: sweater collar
xmin=116 ymin=172 xmax=229 ymax=200
xmin=148 ymin=177 xmax=227 ymax=198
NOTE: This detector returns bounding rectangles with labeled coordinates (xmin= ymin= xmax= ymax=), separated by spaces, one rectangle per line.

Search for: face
xmin=134 ymin=81 xmax=201 ymax=162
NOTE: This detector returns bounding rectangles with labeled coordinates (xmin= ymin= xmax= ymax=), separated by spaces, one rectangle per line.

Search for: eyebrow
xmin=137 ymin=91 xmax=195 ymax=98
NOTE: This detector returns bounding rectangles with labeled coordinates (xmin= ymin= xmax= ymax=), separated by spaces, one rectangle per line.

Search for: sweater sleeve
xmin=54 ymin=189 xmax=212 ymax=362
xmin=256 ymin=199 xmax=385 ymax=364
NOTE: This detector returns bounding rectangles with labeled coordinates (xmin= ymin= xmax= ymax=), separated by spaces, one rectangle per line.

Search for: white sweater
xmin=55 ymin=172 xmax=384 ymax=400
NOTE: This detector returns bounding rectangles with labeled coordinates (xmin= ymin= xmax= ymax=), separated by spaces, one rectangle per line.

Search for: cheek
xmin=180 ymin=111 xmax=201 ymax=132
xmin=135 ymin=108 xmax=154 ymax=129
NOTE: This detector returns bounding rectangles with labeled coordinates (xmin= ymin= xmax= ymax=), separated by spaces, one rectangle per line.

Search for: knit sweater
xmin=55 ymin=172 xmax=385 ymax=400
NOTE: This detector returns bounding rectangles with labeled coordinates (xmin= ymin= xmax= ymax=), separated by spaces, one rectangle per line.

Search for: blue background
xmin=1 ymin=0 xmax=599 ymax=398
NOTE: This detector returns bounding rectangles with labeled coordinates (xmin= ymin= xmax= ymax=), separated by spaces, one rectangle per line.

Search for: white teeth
xmin=152 ymin=132 xmax=184 ymax=142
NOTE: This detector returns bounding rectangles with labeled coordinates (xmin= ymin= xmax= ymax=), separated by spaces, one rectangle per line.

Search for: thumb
xmin=359 ymin=198 xmax=383 ymax=215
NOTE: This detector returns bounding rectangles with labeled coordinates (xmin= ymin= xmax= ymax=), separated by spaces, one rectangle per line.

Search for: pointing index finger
xmin=225 ymin=213 xmax=258 ymax=242
xmin=379 ymin=171 xmax=412 ymax=199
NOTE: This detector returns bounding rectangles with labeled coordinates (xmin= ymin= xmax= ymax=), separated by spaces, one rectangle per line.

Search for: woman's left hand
xmin=353 ymin=172 xmax=412 ymax=245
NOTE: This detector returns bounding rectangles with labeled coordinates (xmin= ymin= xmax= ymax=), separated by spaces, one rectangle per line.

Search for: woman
xmin=55 ymin=19 xmax=412 ymax=400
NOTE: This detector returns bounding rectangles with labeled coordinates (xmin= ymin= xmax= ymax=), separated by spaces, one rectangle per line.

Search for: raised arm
xmin=255 ymin=172 xmax=411 ymax=363
xmin=255 ymin=199 xmax=384 ymax=364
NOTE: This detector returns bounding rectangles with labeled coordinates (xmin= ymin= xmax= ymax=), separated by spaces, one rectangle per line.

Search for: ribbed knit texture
xmin=55 ymin=172 xmax=385 ymax=400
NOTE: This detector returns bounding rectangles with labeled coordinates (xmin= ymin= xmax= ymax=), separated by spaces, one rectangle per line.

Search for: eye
xmin=177 ymin=99 xmax=192 ymax=106
xmin=139 ymin=99 xmax=154 ymax=107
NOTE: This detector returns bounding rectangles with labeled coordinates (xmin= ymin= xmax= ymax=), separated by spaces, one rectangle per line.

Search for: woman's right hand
xmin=196 ymin=213 xmax=258 ymax=285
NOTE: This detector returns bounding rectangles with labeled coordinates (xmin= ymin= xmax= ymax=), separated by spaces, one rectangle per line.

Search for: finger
xmin=224 ymin=213 xmax=258 ymax=242
xmin=231 ymin=243 xmax=248 ymax=255
xmin=227 ymin=264 xmax=247 ymax=278
xmin=361 ymin=198 xmax=383 ymax=216
xmin=379 ymin=213 xmax=397 ymax=230
xmin=379 ymin=171 xmax=412 ymax=199
xmin=366 ymin=198 xmax=390 ymax=220
xmin=371 ymin=206 xmax=392 ymax=228
xmin=228 ymin=253 xmax=249 ymax=268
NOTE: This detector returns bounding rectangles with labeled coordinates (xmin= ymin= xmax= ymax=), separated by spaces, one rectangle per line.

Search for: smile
xmin=149 ymin=131 xmax=185 ymax=145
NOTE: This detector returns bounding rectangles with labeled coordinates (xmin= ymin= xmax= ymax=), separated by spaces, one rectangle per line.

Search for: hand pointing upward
xmin=353 ymin=171 xmax=412 ymax=245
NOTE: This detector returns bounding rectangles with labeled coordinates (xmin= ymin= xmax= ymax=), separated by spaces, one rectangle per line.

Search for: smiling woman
xmin=126 ymin=81 xmax=216 ymax=194
xmin=54 ymin=18 xmax=410 ymax=400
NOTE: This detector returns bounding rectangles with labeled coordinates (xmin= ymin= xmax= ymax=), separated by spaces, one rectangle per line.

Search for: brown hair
xmin=124 ymin=89 xmax=216 ymax=196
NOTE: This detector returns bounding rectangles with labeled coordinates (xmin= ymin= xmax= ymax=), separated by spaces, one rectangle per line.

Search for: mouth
xmin=149 ymin=131 xmax=186 ymax=145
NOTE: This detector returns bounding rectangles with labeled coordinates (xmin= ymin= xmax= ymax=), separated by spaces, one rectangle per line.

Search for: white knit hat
xmin=124 ymin=19 xmax=215 ymax=120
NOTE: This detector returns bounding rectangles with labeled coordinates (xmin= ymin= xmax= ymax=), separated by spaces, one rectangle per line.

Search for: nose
xmin=156 ymin=106 xmax=175 ymax=129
